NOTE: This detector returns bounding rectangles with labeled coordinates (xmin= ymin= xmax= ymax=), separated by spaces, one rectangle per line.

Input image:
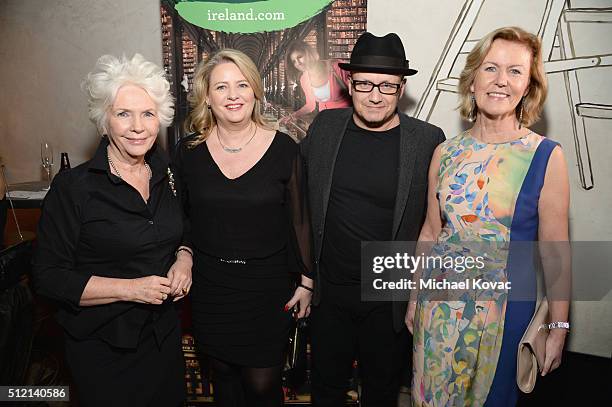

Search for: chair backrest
xmin=0 ymin=240 xmax=34 ymax=385
xmin=0 ymin=240 xmax=33 ymax=292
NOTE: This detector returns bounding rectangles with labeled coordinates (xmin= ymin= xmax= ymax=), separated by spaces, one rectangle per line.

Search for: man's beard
xmin=354 ymin=109 xmax=397 ymax=130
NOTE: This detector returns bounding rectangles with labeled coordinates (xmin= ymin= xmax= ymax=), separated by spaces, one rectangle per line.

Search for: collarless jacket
xmin=300 ymin=108 xmax=445 ymax=332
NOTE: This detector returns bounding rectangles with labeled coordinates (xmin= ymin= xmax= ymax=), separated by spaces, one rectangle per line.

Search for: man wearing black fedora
xmin=300 ymin=32 xmax=445 ymax=406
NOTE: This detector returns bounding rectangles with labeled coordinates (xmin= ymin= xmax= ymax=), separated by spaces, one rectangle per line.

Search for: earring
xmin=206 ymin=104 xmax=211 ymax=110
xmin=470 ymin=95 xmax=477 ymax=122
xmin=518 ymin=97 xmax=524 ymax=129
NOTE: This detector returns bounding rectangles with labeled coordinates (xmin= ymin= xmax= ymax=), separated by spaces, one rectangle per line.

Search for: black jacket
xmin=32 ymin=138 xmax=182 ymax=348
xmin=300 ymin=108 xmax=445 ymax=332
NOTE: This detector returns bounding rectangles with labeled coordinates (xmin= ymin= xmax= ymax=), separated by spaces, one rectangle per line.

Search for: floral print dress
xmin=412 ymin=131 xmax=559 ymax=406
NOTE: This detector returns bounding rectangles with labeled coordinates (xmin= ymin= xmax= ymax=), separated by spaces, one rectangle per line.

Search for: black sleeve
xmin=299 ymin=106 xmax=328 ymax=160
xmin=32 ymin=172 xmax=90 ymax=308
xmin=172 ymin=141 xmax=193 ymax=249
xmin=437 ymin=126 xmax=447 ymax=144
xmin=299 ymin=132 xmax=309 ymax=162
xmin=287 ymin=152 xmax=314 ymax=277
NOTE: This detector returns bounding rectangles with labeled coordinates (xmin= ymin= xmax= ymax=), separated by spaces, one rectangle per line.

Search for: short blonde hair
xmin=82 ymin=54 xmax=174 ymax=134
xmin=458 ymin=26 xmax=547 ymax=127
xmin=186 ymin=49 xmax=270 ymax=147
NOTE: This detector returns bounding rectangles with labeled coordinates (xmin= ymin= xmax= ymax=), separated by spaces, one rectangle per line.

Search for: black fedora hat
xmin=339 ymin=32 xmax=417 ymax=76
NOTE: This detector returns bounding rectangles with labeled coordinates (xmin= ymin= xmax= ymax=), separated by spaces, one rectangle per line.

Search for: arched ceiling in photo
xmin=214 ymin=32 xmax=269 ymax=69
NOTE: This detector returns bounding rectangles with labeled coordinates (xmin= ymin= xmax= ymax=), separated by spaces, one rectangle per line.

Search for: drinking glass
xmin=41 ymin=141 xmax=54 ymax=187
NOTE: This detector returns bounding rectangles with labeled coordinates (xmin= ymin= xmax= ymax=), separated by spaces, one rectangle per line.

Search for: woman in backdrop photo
xmin=33 ymin=54 xmax=191 ymax=407
xmin=406 ymin=27 xmax=570 ymax=406
xmin=174 ymin=48 xmax=313 ymax=407
xmin=280 ymin=40 xmax=352 ymax=125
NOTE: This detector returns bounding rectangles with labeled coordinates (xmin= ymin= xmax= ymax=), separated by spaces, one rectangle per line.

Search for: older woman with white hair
xmin=33 ymin=54 xmax=191 ymax=407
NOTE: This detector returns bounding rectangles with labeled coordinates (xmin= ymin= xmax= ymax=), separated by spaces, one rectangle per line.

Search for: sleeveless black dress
xmin=174 ymin=131 xmax=312 ymax=367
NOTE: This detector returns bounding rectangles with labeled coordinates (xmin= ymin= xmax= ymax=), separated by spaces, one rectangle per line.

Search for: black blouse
xmin=32 ymin=138 xmax=183 ymax=348
xmin=173 ymin=131 xmax=312 ymax=276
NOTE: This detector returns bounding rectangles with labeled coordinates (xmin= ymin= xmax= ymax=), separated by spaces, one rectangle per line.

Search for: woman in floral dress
xmin=406 ymin=27 xmax=571 ymax=406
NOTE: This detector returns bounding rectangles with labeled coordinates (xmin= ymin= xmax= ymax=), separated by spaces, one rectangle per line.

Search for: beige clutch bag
xmin=517 ymin=298 xmax=549 ymax=393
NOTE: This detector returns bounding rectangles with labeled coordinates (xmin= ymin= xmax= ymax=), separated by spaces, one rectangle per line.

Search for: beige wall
xmin=369 ymin=0 xmax=612 ymax=357
xmin=0 ymin=0 xmax=609 ymax=357
xmin=0 ymin=0 xmax=165 ymax=183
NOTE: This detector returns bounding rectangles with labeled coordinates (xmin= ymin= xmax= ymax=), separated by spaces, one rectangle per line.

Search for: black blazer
xmin=300 ymin=108 xmax=445 ymax=332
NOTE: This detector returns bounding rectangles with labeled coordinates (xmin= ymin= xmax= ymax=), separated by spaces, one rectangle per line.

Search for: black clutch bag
xmin=283 ymin=317 xmax=308 ymax=389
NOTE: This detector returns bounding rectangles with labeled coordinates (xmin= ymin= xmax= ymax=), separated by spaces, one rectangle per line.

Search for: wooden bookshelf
xmin=325 ymin=0 xmax=367 ymax=61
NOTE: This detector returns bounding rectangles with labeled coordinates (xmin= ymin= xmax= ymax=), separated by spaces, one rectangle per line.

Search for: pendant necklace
xmin=217 ymin=123 xmax=258 ymax=153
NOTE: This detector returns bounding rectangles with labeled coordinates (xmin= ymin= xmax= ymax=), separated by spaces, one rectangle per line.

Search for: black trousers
xmin=310 ymin=281 xmax=409 ymax=407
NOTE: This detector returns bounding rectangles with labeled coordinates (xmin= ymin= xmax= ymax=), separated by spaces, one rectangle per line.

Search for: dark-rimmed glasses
xmin=350 ymin=79 xmax=404 ymax=95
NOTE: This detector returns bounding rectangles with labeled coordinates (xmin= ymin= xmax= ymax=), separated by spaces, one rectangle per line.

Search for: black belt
xmin=196 ymin=247 xmax=288 ymax=266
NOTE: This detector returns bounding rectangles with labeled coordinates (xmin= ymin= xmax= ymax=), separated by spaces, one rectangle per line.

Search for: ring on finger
xmin=182 ymin=287 xmax=188 ymax=294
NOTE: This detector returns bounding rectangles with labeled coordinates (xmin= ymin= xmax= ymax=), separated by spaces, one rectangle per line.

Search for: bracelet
xmin=547 ymin=321 xmax=570 ymax=331
xmin=298 ymin=283 xmax=313 ymax=292
xmin=175 ymin=247 xmax=193 ymax=257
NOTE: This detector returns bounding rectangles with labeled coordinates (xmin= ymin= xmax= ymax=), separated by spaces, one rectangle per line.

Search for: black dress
xmin=33 ymin=139 xmax=185 ymax=407
xmin=174 ymin=131 xmax=312 ymax=367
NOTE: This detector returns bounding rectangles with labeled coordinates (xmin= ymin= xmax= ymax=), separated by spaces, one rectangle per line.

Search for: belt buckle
xmin=219 ymin=258 xmax=247 ymax=264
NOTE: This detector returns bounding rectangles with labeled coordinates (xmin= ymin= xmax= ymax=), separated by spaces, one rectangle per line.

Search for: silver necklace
xmin=217 ymin=123 xmax=258 ymax=153
xmin=108 ymin=154 xmax=151 ymax=180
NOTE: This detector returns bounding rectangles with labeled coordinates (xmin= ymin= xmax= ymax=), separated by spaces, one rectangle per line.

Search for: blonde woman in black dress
xmin=174 ymin=49 xmax=313 ymax=406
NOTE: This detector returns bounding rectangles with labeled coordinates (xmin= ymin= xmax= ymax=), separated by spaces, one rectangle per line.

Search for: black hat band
xmin=350 ymin=55 xmax=409 ymax=68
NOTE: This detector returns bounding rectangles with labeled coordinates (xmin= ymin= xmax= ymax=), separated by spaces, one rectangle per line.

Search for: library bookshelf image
xmin=160 ymin=0 xmax=367 ymax=148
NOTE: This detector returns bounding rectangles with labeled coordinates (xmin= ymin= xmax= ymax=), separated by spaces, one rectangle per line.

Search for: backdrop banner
xmin=161 ymin=0 xmax=367 ymax=142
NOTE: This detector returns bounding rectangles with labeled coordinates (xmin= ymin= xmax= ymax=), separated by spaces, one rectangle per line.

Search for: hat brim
xmin=338 ymin=62 xmax=417 ymax=76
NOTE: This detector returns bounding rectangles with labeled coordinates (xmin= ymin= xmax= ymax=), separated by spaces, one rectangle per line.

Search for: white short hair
xmin=82 ymin=54 xmax=174 ymax=134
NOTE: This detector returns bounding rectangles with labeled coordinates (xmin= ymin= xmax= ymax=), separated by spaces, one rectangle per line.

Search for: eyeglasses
xmin=350 ymin=79 xmax=404 ymax=95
